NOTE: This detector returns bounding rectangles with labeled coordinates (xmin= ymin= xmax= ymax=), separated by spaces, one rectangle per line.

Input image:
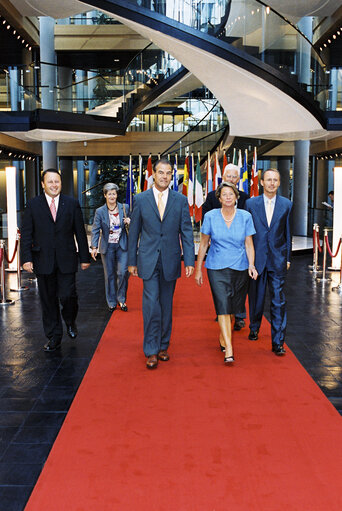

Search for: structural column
xmin=278 ymin=158 xmax=291 ymax=199
xmin=292 ymin=140 xmax=310 ymax=236
xmin=77 ymin=160 xmax=85 ymax=207
xmin=87 ymin=160 xmax=98 ymax=223
xmin=25 ymin=159 xmax=38 ymax=201
xmin=59 ymin=159 xmax=74 ymax=196
xmin=291 ymin=17 xmax=313 ymax=236
xmin=40 ymin=17 xmax=57 ymax=170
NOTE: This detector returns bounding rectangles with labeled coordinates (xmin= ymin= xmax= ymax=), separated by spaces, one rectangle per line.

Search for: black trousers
xmin=37 ymin=268 xmax=78 ymax=341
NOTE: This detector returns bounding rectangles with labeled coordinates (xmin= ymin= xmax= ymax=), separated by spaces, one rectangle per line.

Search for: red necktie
xmin=50 ymin=198 xmax=57 ymax=221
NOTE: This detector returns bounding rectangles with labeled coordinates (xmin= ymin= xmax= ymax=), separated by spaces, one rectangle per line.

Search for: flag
xmin=125 ymin=154 xmax=135 ymax=211
xmin=195 ymin=152 xmax=204 ymax=223
xmin=238 ymin=149 xmax=243 ymax=191
xmin=205 ymin=152 xmax=212 ymax=197
xmin=214 ymin=151 xmax=222 ymax=190
xmin=182 ymin=154 xmax=189 ymax=197
xmin=143 ymin=154 xmax=153 ymax=191
xmin=136 ymin=154 xmax=143 ymax=194
xmin=173 ymin=154 xmax=178 ymax=191
xmin=187 ymin=153 xmax=194 ymax=217
xmin=250 ymin=146 xmax=259 ymax=197
xmin=232 ymin=148 xmax=238 ymax=165
xmin=223 ymin=151 xmax=228 ymax=172
xmin=242 ymin=149 xmax=249 ymax=194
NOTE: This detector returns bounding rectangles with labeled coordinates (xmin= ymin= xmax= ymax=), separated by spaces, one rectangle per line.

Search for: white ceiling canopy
xmin=267 ymin=0 xmax=342 ymax=22
xmin=9 ymin=0 xmax=88 ymax=18
xmin=10 ymin=0 xmax=342 ymax=21
xmin=2 ymin=129 xmax=115 ymax=143
xmin=102 ymin=11 xmax=325 ymax=141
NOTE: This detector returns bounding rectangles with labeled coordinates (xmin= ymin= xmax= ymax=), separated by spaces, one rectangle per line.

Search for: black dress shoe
xmin=66 ymin=324 xmax=78 ymax=339
xmin=119 ymin=302 xmax=128 ymax=312
xmin=43 ymin=338 xmax=61 ymax=352
xmin=108 ymin=306 xmax=116 ymax=313
xmin=272 ymin=344 xmax=286 ymax=356
xmin=234 ymin=319 xmax=245 ymax=331
xmin=248 ymin=330 xmax=259 ymax=341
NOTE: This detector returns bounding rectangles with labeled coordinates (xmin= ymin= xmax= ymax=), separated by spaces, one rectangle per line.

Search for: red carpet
xmin=25 ymin=274 xmax=342 ymax=510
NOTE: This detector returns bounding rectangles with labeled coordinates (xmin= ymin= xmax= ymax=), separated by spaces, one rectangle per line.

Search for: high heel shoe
xmin=224 ymin=355 xmax=235 ymax=364
xmin=219 ymin=343 xmax=225 ymax=352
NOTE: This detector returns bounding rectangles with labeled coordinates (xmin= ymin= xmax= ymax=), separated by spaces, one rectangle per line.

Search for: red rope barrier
xmin=4 ymin=239 xmax=18 ymax=264
xmin=0 ymin=247 xmax=3 ymax=268
xmin=324 ymin=235 xmax=342 ymax=259
xmin=314 ymin=229 xmax=323 ymax=253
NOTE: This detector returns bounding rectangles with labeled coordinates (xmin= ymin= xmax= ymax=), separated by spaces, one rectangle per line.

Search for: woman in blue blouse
xmin=195 ymin=182 xmax=258 ymax=363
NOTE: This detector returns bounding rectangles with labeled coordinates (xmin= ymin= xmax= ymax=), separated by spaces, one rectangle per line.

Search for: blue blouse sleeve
xmin=245 ymin=212 xmax=256 ymax=237
xmin=201 ymin=213 xmax=211 ymax=236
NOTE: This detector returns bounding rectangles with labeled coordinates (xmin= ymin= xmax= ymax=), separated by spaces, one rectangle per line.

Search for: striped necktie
xmin=158 ymin=192 xmax=165 ymax=220
xmin=50 ymin=198 xmax=57 ymax=221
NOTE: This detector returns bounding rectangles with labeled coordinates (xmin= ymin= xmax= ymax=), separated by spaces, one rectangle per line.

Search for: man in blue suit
xmin=128 ymin=158 xmax=195 ymax=369
xmin=245 ymin=169 xmax=292 ymax=356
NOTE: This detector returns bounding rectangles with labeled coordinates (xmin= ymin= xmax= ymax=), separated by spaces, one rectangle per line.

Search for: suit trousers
xmin=101 ymin=243 xmax=128 ymax=308
xmin=37 ymin=267 xmax=78 ymax=341
xmin=248 ymin=268 xmax=287 ymax=346
xmin=142 ymin=256 xmax=176 ymax=357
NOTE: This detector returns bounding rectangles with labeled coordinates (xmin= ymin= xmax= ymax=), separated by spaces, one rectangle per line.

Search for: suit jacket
xmin=128 ymin=188 xmax=195 ymax=281
xmin=245 ymin=194 xmax=292 ymax=276
xmin=21 ymin=193 xmax=90 ymax=275
xmin=91 ymin=203 xmax=129 ymax=253
xmin=202 ymin=189 xmax=248 ymax=220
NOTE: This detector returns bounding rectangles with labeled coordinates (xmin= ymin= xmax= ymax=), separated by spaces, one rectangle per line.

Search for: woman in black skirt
xmin=195 ymin=183 xmax=258 ymax=364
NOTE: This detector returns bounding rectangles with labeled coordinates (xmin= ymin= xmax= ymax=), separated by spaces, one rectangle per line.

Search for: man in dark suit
xmin=21 ymin=168 xmax=91 ymax=352
xmin=128 ymin=158 xmax=195 ymax=369
xmin=202 ymin=163 xmax=249 ymax=330
xmin=202 ymin=163 xmax=248 ymax=219
xmin=245 ymin=169 xmax=292 ymax=356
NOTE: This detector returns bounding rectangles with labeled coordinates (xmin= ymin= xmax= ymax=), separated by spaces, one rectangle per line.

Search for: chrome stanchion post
xmin=308 ymin=223 xmax=317 ymax=270
xmin=10 ymin=232 xmax=28 ymax=292
xmin=0 ymin=240 xmax=14 ymax=306
xmin=316 ymin=228 xmax=332 ymax=283
xmin=312 ymin=225 xmax=322 ymax=275
xmin=332 ymin=236 xmax=342 ymax=294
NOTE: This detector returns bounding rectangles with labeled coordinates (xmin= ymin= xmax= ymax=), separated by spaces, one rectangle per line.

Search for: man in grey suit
xmin=128 ymin=158 xmax=195 ymax=369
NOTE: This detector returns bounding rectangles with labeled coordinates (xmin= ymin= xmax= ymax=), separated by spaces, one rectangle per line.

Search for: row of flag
xmin=125 ymin=148 xmax=259 ymax=220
